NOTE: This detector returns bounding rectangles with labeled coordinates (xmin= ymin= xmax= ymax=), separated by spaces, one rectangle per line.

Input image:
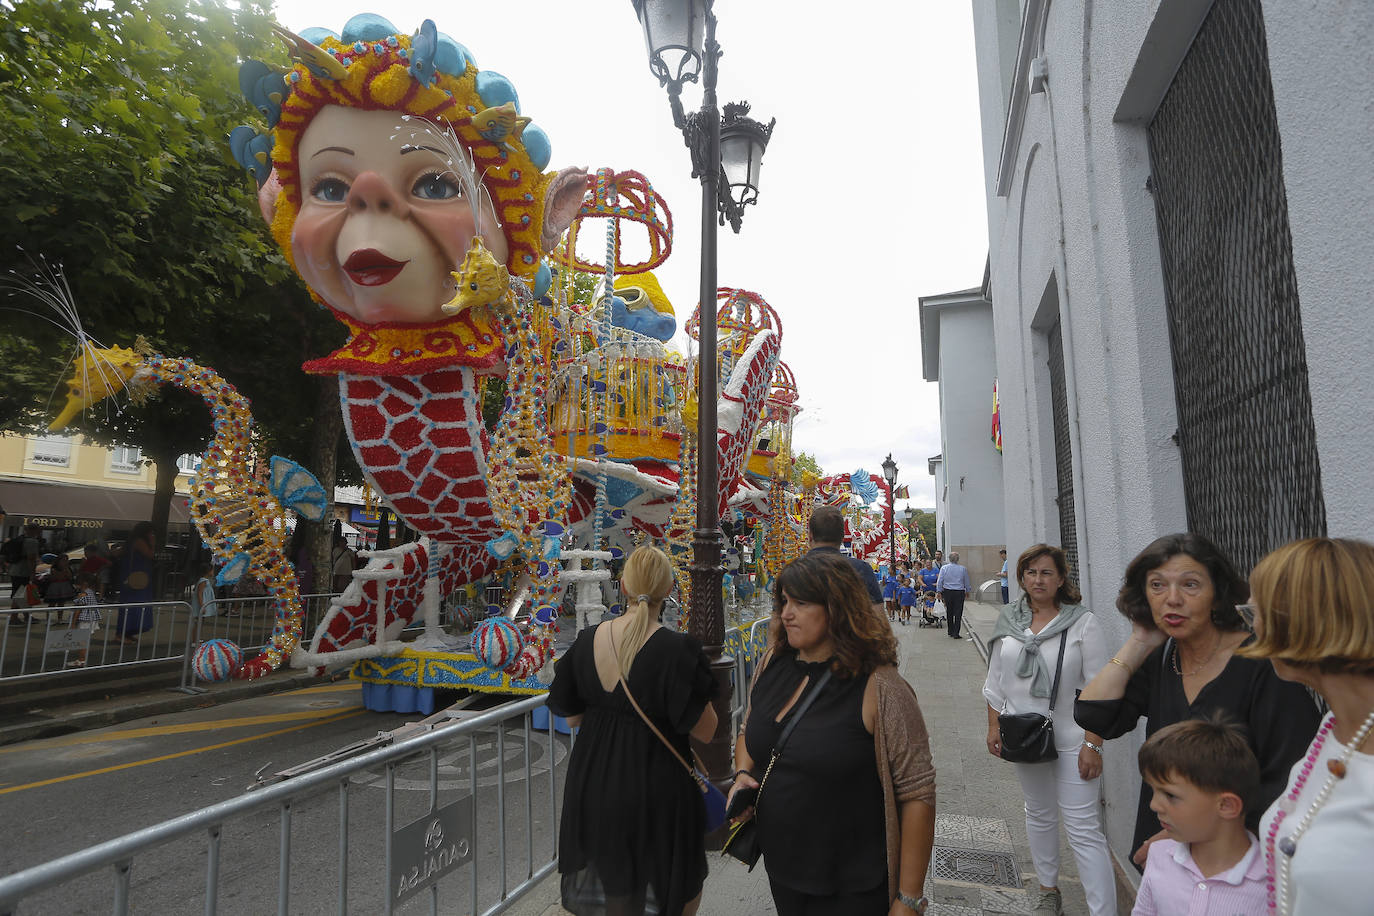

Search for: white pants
xmin=1013 ymin=748 xmax=1117 ymax=916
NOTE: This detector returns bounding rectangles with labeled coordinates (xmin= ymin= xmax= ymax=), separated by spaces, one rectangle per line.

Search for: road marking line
xmin=0 ymin=705 xmax=364 ymax=754
xmin=0 ymin=710 xmax=365 ymax=796
xmin=283 ymin=682 xmax=359 ymax=695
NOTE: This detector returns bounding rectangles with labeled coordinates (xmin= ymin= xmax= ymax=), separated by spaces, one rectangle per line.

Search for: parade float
xmin=43 ymin=13 xmax=786 ymax=708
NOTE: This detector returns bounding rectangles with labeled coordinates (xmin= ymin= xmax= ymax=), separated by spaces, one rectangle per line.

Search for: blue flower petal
xmin=299 ymin=27 xmax=340 ymax=44
xmin=341 ymin=13 xmax=398 ymax=43
xmin=522 ymin=123 xmax=551 ymax=170
xmin=434 ymin=32 xmax=473 ymax=75
xmin=475 ymin=71 xmax=519 ymax=111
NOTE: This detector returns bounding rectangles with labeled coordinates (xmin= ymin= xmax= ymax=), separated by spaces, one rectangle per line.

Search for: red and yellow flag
xmin=992 ymin=378 xmax=1003 ymax=453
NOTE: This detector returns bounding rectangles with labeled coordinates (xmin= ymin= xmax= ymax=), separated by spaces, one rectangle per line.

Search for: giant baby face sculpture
xmin=292 ymin=107 xmax=509 ymax=325
xmin=232 ymin=15 xmax=586 ymax=343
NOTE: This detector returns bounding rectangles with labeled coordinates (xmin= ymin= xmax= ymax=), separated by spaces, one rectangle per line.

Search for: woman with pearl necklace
xmin=1241 ymin=537 xmax=1374 ymax=916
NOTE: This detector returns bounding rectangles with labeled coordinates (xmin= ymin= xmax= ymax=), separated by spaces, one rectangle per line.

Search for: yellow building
xmin=0 ymin=432 xmax=195 ymax=549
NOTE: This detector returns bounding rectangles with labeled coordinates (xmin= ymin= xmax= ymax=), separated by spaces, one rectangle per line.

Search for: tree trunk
xmin=310 ymin=375 xmax=344 ymax=592
xmin=149 ymin=448 xmax=178 ymax=546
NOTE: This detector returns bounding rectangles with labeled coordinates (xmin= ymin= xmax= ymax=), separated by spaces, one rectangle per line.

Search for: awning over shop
xmin=0 ymin=478 xmax=192 ymax=533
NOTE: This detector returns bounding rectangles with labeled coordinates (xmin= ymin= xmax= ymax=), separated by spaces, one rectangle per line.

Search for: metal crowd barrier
xmin=0 ymin=601 xmax=193 ymax=682
xmin=0 ymin=593 xmax=348 ymax=688
xmin=723 ymin=617 xmax=772 ymax=737
xmin=0 ymin=695 xmax=564 ymax=916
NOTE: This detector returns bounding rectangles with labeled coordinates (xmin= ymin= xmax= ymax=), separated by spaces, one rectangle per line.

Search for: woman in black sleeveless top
xmin=730 ymin=552 xmax=937 ymax=916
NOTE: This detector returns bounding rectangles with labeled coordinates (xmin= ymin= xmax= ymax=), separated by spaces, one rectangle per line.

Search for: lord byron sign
xmin=390 ymin=796 xmax=473 ymax=906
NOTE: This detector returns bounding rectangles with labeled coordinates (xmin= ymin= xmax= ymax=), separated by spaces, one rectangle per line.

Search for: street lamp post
xmin=633 ymin=0 xmax=774 ymax=782
xmin=882 ymin=454 xmax=898 ymax=576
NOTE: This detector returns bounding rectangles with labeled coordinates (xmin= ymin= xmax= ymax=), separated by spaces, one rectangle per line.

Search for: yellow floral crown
xmin=234 ymin=15 xmax=556 ymax=285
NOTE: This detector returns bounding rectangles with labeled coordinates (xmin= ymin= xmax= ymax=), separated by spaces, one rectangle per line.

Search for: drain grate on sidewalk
xmin=931 ymin=846 xmax=1022 ymax=889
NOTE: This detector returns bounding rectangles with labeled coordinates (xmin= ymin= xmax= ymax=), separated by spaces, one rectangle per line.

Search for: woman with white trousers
xmin=984 ymin=544 xmax=1116 ymax=916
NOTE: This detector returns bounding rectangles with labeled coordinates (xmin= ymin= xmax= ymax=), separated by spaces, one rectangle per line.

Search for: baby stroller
xmin=919 ymin=590 xmax=945 ymax=628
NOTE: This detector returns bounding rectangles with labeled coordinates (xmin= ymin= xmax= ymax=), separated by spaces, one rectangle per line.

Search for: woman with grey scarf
xmin=982 ymin=545 xmax=1115 ymax=916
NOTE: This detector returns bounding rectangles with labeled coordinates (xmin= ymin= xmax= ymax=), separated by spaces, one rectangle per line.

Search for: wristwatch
xmin=897 ymin=891 xmax=929 ymax=913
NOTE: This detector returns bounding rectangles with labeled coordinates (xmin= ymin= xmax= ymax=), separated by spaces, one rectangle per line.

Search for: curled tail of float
xmin=52 ymin=341 xmax=315 ymax=680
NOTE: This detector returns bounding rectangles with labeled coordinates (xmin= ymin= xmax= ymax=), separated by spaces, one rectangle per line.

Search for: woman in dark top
xmin=547 ymin=546 xmax=718 ymax=916
xmin=729 ymin=552 xmax=936 ymax=916
xmin=1074 ymin=533 xmax=1320 ymax=866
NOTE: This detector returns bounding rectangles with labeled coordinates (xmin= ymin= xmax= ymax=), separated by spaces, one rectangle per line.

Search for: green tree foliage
xmin=905 ymin=510 xmax=937 ymax=558
xmin=0 ymin=0 xmax=355 ymax=540
xmin=790 ymin=450 xmax=823 ymax=488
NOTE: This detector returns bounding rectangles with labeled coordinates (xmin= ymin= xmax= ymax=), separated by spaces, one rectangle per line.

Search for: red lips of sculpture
xmin=343 ymin=249 xmax=409 ymax=286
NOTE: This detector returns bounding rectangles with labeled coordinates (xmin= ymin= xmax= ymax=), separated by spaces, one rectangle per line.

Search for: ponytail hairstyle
xmin=616 ymin=546 xmax=675 ymax=676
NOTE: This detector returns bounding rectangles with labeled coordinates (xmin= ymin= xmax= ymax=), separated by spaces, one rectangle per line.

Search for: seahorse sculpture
xmin=49 ymin=339 xmax=324 ymax=679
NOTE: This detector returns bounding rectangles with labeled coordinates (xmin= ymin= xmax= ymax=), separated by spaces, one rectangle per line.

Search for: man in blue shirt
xmin=934 ymin=551 xmax=971 ymax=639
xmin=808 ymin=506 xmax=884 ymax=614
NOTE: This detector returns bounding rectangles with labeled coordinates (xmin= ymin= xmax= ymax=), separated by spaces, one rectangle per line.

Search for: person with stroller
xmin=918 ymin=561 xmax=941 ymax=628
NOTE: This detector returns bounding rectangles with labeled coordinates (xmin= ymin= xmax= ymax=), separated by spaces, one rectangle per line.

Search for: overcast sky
xmin=272 ymin=0 xmax=990 ymax=510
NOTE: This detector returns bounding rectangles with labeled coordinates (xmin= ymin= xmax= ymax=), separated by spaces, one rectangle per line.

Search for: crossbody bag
xmin=610 ymin=627 xmax=728 ymax=832
xmin=721 ymin=665 xmax=834 ymax=869
xmin=997 ymin=629 xmax=1067 ymax=763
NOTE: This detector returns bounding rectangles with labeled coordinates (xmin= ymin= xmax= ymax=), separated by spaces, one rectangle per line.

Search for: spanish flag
xmin=992 ymin=379 xmax=1003 ymax=453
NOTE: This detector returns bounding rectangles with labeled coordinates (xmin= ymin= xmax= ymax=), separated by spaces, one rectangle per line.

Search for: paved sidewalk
xmin=511 ymin=601 xmax=1129 ymax=916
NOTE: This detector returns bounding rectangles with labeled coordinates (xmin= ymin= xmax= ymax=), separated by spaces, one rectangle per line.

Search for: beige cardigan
xmin=741 ymin=656 xmax=936 ymax=904
xmin=870 ymin=664 xmax=937 ymax=903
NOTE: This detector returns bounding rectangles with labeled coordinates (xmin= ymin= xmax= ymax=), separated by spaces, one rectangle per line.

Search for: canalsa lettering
xmin=395 ymin=838 xmax=470 ymax=898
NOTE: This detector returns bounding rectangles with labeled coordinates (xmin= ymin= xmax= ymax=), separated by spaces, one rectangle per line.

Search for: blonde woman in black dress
xmin=548 ymin=546 xmax=718 ymax=916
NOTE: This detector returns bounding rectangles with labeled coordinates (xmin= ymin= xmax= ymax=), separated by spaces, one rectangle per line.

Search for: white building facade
xmin=963 ymin=0 xmax=1374 ymax=869
xmin=919 ymin=288 xmax=1006 ymax=588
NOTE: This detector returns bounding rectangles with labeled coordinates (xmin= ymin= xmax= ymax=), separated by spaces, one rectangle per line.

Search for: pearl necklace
xmin=1265 ymin=709 xmax=1374 ymax=914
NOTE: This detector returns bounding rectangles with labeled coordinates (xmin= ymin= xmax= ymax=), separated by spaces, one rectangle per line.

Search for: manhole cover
xmin=931 ymin=846 xmax=1021 ymax=889
xmin=308 ymin=699 xmax=343 ymax=708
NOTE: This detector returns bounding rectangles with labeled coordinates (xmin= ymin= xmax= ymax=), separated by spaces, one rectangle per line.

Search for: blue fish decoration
xmin=238 ymin=59 xmax=285 ymax=127
xmin=533 ymin=606 xmax=557 ymax=626
xmin=230 ymin=126 xmax=274 ymax=188
xmin=409 ymin=19 xmax=439 ymax=84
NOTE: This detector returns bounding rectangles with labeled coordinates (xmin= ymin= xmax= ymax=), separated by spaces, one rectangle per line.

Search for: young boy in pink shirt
xmin=1132 ymin=716 xmax=1268 ymax=915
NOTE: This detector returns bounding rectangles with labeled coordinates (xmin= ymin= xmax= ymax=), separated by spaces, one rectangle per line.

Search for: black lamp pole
xmin=882 ymin=454 xmax=898 ymax=578
xmin=633 ymin=0 xmax=773 ymax=788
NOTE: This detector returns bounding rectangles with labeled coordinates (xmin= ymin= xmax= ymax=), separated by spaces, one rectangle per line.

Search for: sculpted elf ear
xmin=540 ymin=167 xmax=590 ymax=253
xmin=258 ymin=170 xmax=283 ymax=225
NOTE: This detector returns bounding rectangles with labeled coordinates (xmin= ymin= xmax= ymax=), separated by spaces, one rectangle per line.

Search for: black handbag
xmin=722 ymin=667 xmax=833 ymax=870
xmin=997 ymin=630 xmax=1068 ymax=764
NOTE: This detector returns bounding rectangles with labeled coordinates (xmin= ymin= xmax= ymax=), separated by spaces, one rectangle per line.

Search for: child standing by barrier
xmin=1132 ymin=716 xmax=1267 ymax=915
xmin=68 ymin=572 xmax=102 ymax=668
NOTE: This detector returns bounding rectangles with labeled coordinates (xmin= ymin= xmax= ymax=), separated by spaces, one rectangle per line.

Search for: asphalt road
xmin=1 ymin=683 xmax=570 ymax=915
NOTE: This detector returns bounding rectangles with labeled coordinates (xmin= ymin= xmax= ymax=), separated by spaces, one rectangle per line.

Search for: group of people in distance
xmin=546 ymin=526 xmax=1373 ymax=916
xmin=882 ymin=559 xmax=943 ymax=628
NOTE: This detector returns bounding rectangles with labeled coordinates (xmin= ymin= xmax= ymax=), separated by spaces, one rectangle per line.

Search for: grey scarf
xmin=988 ymin=597 xmax=1089 ymax=698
